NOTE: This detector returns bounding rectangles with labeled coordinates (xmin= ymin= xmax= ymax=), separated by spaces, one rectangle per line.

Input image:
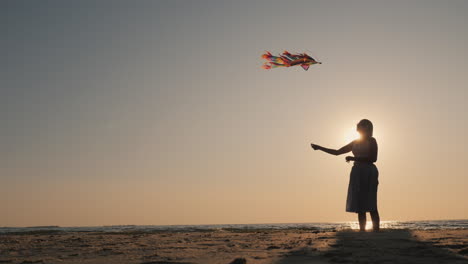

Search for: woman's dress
xmin=345 ymin=139 xmax=379 ymax=213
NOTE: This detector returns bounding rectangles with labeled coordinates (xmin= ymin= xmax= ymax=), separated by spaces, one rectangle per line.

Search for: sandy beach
xmin=1 ymin=228 xmax=467 ymax=264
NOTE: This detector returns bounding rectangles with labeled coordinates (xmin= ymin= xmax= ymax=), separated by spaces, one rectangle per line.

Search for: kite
xmin=261 ymin=51 xmax=321 ymax=71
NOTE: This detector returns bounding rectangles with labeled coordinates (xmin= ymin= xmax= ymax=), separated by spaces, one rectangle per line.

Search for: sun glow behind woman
xmin=344 ymin=127 xmax=361 ymax=143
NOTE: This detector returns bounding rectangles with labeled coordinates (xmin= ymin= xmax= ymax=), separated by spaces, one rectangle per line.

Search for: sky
xmin=2 ymin=0 xmax=468 ymax=227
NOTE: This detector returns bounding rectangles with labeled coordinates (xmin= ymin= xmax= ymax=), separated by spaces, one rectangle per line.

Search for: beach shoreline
xmin=1 ymin=228 xmax=466 ymax=264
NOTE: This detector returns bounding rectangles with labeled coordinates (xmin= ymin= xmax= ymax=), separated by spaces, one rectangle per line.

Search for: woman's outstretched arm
xmin=311 ymin=141 xmax=354 ymax=156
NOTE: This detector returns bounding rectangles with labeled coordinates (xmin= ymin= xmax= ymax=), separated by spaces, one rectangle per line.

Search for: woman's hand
xmin=311 ymin=144 xmax=320 ymax=150
xmin=345 ymin=156 xmax=354 ymax=163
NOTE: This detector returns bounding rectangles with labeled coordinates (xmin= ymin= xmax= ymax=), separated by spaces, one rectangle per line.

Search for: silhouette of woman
xmin=311 ymin=119 xmax=380 ymax=231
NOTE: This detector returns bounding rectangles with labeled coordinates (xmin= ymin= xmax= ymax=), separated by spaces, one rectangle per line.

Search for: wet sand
xmin=0 ymin=229 xmax=467 ymax=264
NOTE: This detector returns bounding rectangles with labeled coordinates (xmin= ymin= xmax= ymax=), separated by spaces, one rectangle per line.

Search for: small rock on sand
xmin=229 ymin=258 xmax=246 ymax=264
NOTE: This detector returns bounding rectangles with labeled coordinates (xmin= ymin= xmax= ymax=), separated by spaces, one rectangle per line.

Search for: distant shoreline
xmin=1 ymin=219 xmax=467 ymax=235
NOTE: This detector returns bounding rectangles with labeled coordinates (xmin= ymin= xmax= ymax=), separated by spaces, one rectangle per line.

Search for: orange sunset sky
xmin=2 ymin=0 xmax=468 ymax=227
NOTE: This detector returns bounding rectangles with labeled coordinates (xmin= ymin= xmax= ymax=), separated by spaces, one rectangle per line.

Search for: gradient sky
xmin=2 ymin=0 xmax=468 ymax=227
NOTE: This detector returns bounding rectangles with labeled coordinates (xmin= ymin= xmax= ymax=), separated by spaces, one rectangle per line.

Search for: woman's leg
xmin=370 ymin=210 xmax=380 ymax=231
xmin=358 ymin=212 xmax=366 ymax=231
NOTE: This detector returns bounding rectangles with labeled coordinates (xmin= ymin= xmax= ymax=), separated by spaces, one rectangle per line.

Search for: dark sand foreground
xmin=1 ymin=229 xmax=467 ymax=264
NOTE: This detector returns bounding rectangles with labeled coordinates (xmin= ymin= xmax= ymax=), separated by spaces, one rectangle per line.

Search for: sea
xmin=1 ymin=220 xmax=467 ymax=234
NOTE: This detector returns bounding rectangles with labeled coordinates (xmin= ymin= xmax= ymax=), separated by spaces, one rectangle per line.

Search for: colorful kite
xmin=261 ymin=51 xmax=321 ymax=71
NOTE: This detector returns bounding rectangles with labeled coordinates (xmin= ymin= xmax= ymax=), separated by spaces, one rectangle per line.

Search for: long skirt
xmin=346 ymin=163 xmax=379 ymax=213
